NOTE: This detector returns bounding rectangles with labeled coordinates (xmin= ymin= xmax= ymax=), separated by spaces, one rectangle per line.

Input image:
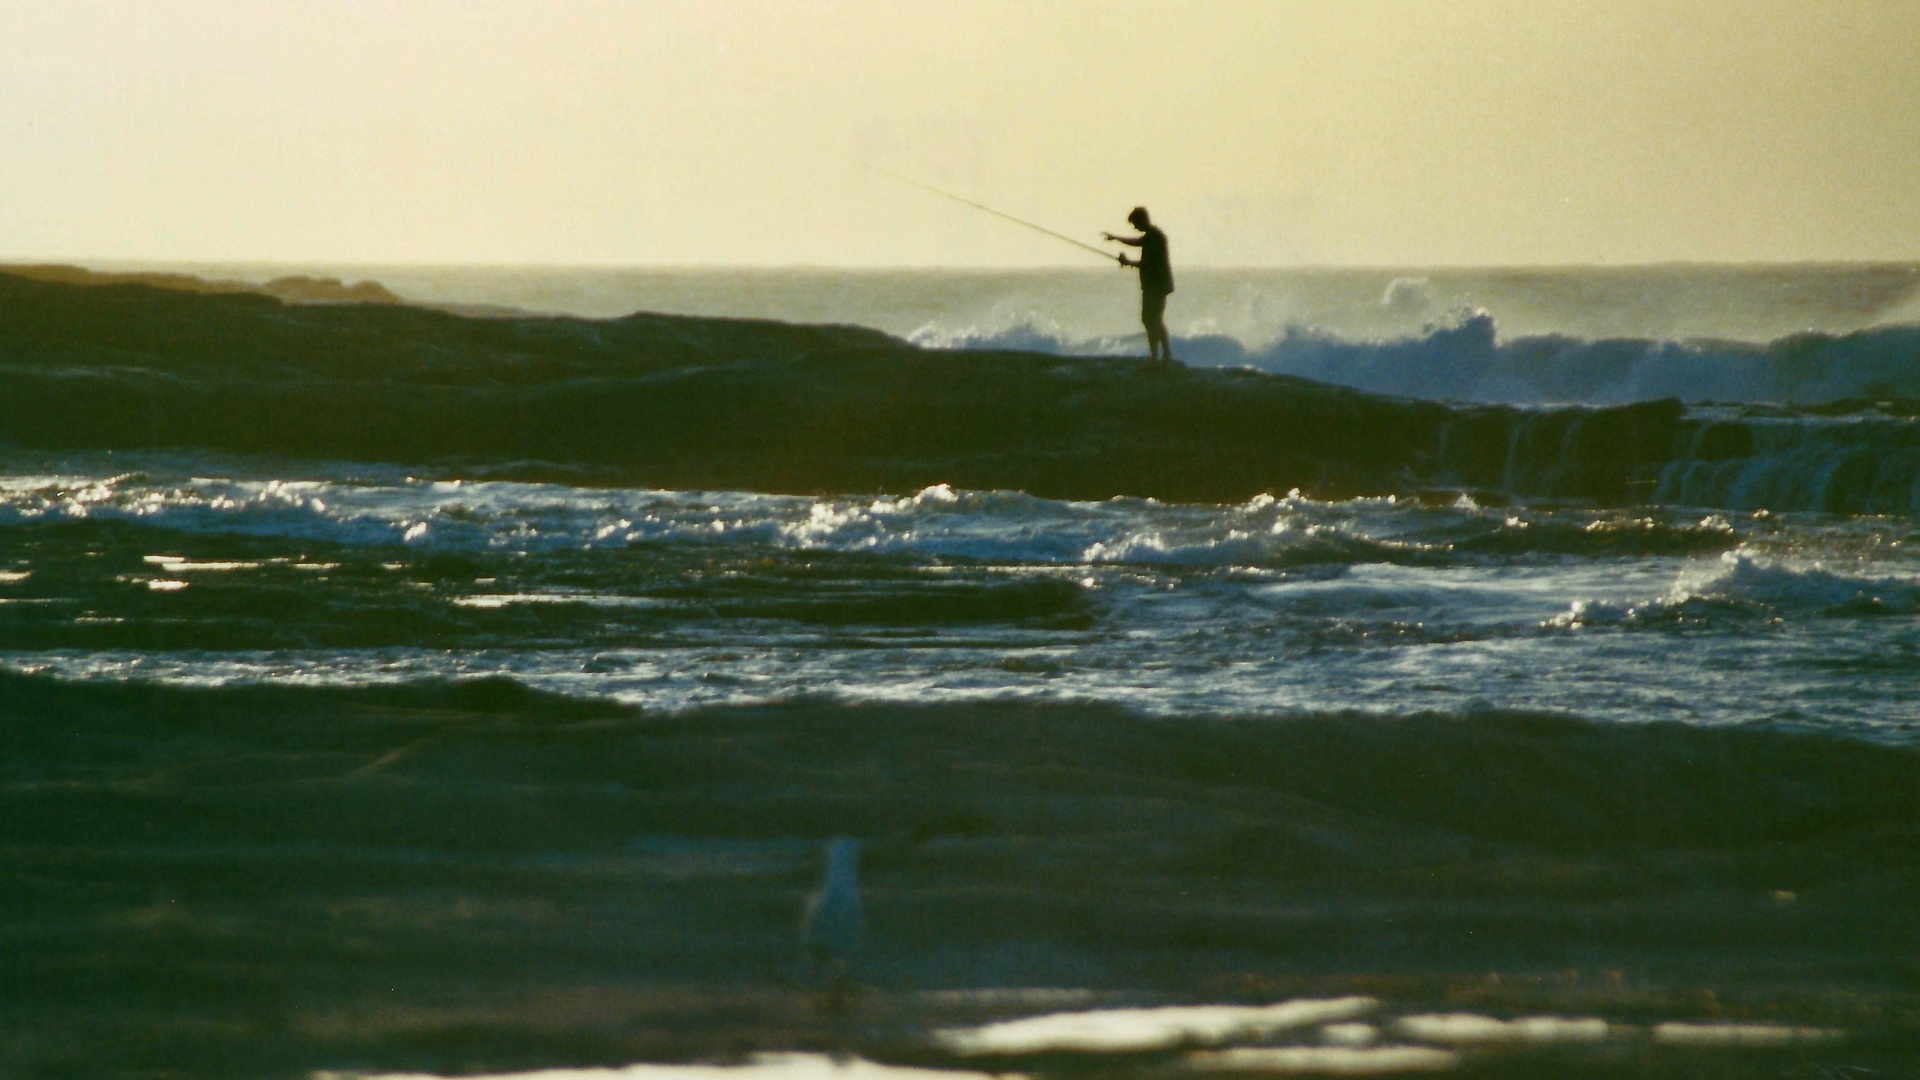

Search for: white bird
xmin=802 ymin=836 xmax=866 ymax=984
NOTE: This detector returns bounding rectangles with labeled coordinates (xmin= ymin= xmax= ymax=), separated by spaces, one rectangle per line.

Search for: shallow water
xmin=2 ymin=451 xmax=1916 ymax=743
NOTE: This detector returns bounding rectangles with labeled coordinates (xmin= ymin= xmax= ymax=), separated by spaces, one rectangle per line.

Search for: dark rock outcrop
xmin=0 ymin=270 xmax=1694 ymax=503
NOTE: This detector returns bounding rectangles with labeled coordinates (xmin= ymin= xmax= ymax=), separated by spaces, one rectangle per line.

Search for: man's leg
xmin=1143 ymin=291 xmax=1169 ymax=362
xmin=1145 ymin=291 xmax=1172 ymax=362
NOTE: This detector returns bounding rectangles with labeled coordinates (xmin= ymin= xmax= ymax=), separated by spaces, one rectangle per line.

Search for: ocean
xmin=160 ymin=259 xmax=1920 ymax=400
xmin=3 ymin=263 xmax=1918 ymax=1078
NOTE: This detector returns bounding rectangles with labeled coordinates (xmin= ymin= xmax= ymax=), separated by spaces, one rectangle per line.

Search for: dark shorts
xmin=1141 ymin=289 xmax=1168 ymax=327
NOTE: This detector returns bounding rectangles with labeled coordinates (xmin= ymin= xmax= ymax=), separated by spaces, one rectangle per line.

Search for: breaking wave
xmin=0 ymin=465 xmax=1748 ymax=568
xmin=1553 ymin=552 xmax=1920 ymax=628
xmin=923 ymin=312 xmax=1920 ymax=406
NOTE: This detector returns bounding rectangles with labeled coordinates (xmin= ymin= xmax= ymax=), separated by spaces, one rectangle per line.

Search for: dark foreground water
xmin=7 ymin=675 xmax=1918 ymax=1078
xmin=2 ymin=269 xmax=1918 ymax=1078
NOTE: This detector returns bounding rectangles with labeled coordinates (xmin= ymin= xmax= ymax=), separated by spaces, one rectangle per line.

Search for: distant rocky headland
xmin=0 ymin=267 xmax=1870 ymax=509
xmin=1 ymin=263 xmax=404 ymax=306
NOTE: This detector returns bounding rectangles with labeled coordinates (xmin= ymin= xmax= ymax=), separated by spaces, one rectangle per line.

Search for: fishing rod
xmin=868 ymin=165 xmax=1121 ymax=263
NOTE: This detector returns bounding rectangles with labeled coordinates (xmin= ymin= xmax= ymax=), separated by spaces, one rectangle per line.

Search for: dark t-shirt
xmin=1137 ymin=226 xmax=1173 ymax=295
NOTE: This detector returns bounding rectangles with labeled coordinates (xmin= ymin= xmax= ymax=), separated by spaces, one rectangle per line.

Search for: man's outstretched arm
xmin=1103 ymin=232 xmax=1145 ymax=247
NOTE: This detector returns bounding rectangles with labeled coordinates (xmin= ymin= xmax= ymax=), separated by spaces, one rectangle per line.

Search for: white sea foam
xmin=1184 ymin=1045 xmax=1458 ymax=1074
xmin=1394 ymin=1014 xmax=1608 ymax=1045
xmin=1380 ymin=277 xmax=1438 ymax=317
xmin=0 ymin=458 xmax=1434 ymax=569
xmin=1321 ymin=1023 xmax=1378 ymax=1047
xmin=1553 ymin=550 xmax=1920 ymax=628
xmin=1651 ymin=1023 xmax=1843 ymax=1046
xmin=933 ymin=997 xmax=1379 ymax=1055
xmin=1669 ymin=552 xmax=1920 ymax=615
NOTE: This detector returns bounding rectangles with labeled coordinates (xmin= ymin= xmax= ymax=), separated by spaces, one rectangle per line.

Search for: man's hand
xmin=1118 ymin=254 xmax=1136 ymax=267
xmin=1102 ymin=232 xmax=1119 ymax=242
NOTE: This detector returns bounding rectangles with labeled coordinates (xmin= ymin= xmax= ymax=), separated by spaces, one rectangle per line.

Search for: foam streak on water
xmin=2 ymin=451 xmax=1915 ymax=743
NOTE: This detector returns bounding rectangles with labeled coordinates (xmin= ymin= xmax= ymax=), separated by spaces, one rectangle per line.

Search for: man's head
xmin=1128 ymin=206 xmax=1150 ymax=229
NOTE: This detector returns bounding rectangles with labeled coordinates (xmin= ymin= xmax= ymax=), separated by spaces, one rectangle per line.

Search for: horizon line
xmin=9 ymin=256 xmax=1920 ymax=275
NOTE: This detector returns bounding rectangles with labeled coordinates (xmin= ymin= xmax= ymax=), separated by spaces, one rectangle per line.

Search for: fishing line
xmin=867 ymin=165 xmax=1120 ymax=263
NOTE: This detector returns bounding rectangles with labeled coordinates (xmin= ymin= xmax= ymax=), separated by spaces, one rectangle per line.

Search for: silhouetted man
xmin=1105 ymin=207 xmax=1174 ymax=363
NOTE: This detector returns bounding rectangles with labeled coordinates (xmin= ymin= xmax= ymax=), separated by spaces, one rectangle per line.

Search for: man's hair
xmin=1128 ymin=206 xmax=1150 ymax=228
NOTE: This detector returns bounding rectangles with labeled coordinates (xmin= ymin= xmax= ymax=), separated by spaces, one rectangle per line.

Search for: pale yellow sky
xmin=3 ymin=0 xmax=1917 ymax=266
